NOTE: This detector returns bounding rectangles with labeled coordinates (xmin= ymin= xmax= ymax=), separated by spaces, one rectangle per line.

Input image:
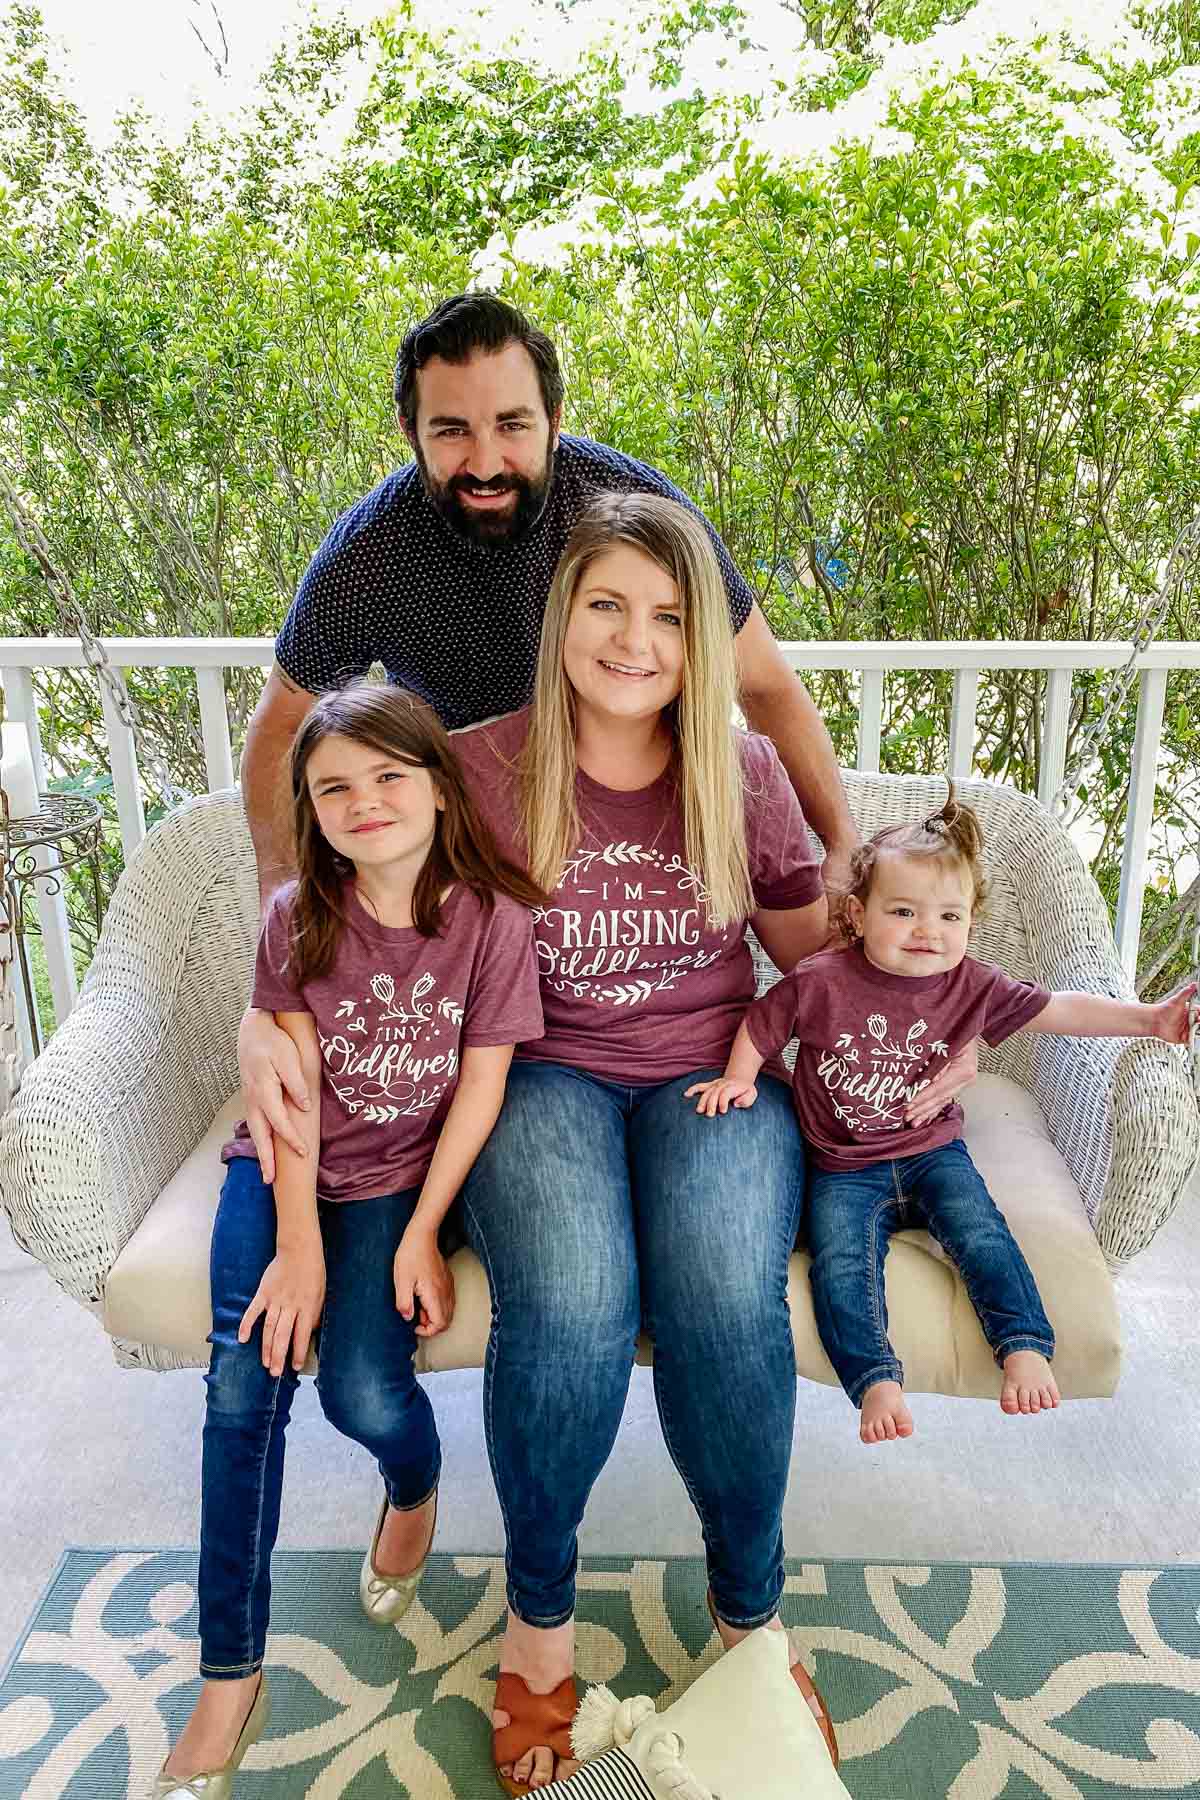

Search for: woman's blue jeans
xmin=807 ymin=1137 xmax=1056 ymax=1408
xmin=198 ymin=1156 xmax=441 ymax=1678
xmin=459 ymin=1061 xmax=805 ymax=1631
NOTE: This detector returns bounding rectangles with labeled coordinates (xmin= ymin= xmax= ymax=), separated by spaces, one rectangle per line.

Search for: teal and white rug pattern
xmin=1 ymin=1553 xmax=1198 ymax=1796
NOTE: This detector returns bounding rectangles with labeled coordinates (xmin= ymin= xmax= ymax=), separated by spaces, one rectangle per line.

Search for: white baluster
xmin=1 ymin=667 xmax=78 ymax=1034
xmin=196 ymin=668 xmax=235 ymax=792
xmin=1115 ymin=667 xmax=1167 ymax=981
xmin=1038 ymin=666 xmax=1072 ymax=807
xmin=99 ymin=681 xmax=146 ymax=857
xmin=856 ymin=667 xmax=884 ymax=772
xmin=948 ymin=668 xmax=979 ymax=778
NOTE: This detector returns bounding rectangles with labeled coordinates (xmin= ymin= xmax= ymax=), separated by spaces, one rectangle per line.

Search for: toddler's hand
xmin=684 ymin=1076 xmax=758 ymax=1116
xmin=1147 ymin=980 xmax=1198 ymax=1045
xmin=394 ymin=1229 xmax=456 ymax=1338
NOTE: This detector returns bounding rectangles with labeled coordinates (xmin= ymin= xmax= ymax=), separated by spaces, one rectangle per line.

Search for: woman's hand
xmin=684 ymin=1075 xmax=759 ymax=1116
xmin=394 ymin=1227 xmax=456 ymax=1339
xmin=905 ymin=1038 xmax=978 ymax=1127
xmin=239 ymin=1006 xmax=313 ymax=1180
xmin=238 ymin=1239 xmax=326 ymax=1375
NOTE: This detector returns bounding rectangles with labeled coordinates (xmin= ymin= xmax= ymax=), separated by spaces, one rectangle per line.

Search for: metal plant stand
xmin=1 ymin=792 xmax=104 ymax=1057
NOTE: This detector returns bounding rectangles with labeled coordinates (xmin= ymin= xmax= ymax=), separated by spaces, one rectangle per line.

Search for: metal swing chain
xmin=0 ymin=467 xmax=188 ymax=810
xmin=1046 ymin=513 xmax=1200 ymax=1095
xmin=1049 ymin=512 xmax=1200 ymax=824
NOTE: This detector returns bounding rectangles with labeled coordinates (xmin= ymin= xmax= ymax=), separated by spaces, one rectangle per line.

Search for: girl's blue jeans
xmin=807 ymin=1136 xmax=1055 ymax=1408
xmin=198 ymin=1156 xmax=441 ymax=1678
xmin=458 ymin=1061 xmax=805 ymax=1632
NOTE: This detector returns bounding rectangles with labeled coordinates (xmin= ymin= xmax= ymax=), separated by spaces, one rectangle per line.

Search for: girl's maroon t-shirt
xmin=453 ymin=708 xmax=823 ymax=1083
xmin=745 ymin=941 xmax=1051 ymax=1170
xmin=223 ymin=882 xmax=543 ymax=1201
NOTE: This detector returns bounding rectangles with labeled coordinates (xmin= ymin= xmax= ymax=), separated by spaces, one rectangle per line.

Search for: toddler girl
xmin=156 ymin=683 xmax=544 ymax=1796
xmin=688 ymin=787 xmax=1194 ymax=1446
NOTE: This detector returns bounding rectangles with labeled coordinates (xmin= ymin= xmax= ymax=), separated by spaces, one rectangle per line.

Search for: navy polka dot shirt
xmin=275 ymin=435 xmax=755 ymax=729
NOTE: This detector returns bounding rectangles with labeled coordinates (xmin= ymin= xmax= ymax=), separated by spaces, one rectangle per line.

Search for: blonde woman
xmin=451 ymin=493 xmax=835 ymax=1792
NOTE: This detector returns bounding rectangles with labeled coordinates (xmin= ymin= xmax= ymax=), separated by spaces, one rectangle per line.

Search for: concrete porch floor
xmin=2 ymin=1170 xmax=1198 ymax=1658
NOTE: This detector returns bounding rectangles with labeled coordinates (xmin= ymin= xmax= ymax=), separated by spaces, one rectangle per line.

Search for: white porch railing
xmin=3 ymin=636 xmax=1198 ymax=1050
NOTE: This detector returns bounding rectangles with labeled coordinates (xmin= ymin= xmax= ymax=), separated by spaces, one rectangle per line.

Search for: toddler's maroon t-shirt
xmin=745 ymin=942 xmax=1050 ymax=1170
xmin=223 ymin=882 xmax=543 ymax=1201
xmin=453 ymin=709 xmax=824 ymax=1083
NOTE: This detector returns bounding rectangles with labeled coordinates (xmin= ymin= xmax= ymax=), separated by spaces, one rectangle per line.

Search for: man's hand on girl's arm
xmin=239 ymin=1006 xmax=313 ymax=1179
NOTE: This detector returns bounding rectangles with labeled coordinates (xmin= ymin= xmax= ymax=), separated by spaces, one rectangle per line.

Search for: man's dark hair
xmin=394 ymin=293 xmax=565 ymax=431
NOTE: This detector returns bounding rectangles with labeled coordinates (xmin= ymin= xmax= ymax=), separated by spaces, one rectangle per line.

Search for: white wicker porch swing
xmin=0 ymin=510 xmax=1198 ymax=1401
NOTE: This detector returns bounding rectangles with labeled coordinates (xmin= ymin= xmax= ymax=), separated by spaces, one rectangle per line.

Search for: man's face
xmin=406 ymin=342 xmax=560 ymax=546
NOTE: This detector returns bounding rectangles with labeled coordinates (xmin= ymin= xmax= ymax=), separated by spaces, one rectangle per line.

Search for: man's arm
xmin=241 ymin=664 xmax=318 ymax=910
xmin=734 ymin=606 xmax=859 ymax=885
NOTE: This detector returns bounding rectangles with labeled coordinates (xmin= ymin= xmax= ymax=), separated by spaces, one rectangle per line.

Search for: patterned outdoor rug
xmin=1 ymin=1551 xmax=1197 ymax=1797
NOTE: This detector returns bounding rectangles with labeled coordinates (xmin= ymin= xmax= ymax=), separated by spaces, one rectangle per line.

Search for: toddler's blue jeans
xmin=807 ymin=1137 xmax=1054 ymax=1407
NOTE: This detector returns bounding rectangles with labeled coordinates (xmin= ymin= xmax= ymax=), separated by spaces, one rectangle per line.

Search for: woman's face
xmin=562 ymin=544 xmax=685 ymax=725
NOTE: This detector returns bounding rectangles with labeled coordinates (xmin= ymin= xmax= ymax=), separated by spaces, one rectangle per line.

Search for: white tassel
xmin=570 ymin=1685 xmax=657 ymax=1759
xmin=645 ymin=1728 xmax=718 ymax=1800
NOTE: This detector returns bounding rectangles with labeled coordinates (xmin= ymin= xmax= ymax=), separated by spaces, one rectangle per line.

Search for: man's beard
xmin=414 ymin=444 xmax=555 ymax=546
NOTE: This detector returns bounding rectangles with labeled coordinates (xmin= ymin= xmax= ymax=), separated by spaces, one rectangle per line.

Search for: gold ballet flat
xmin=151 ymin=1673 xmax=269 ymax=1798
xmin=358 ymin=1489 xmax=437 ymax=1625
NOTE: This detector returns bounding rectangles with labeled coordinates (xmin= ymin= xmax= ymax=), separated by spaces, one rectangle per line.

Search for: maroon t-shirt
xmin=745 ymin=942 xmax=1050 ymax=1171
xmin=223 ymin=882 xmax=543 ymax=1201
xmin=452 ymin=708 xmax=823 ymax=1083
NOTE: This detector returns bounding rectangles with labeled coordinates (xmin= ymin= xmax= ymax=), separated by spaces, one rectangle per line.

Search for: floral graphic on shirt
xmin=534 ymin=839 xmax=726 ymax=1008
xmin=319 ymin=970 xmax=461 ymax=1122
xmin=815 ymin=1010 xmax=952 ymax=1135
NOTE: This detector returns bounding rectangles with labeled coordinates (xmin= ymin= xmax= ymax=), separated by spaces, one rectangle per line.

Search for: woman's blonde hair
xmin=519 ymin=491 xmax=752 ymax=927
xmin=837 ymin=779 xmax=988 ymax=941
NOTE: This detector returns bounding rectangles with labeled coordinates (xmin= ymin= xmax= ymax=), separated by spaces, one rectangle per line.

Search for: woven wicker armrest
xmin=0 ymin=791 xmax=257 ymax=1311
xmin=973 ymin=791 xmax=1198 ymax=1272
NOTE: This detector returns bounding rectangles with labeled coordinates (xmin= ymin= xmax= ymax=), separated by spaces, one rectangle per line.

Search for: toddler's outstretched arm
xmin=1023 ymin=981 xmax=1196 ymax=1045
xmin=685 ymin=1021 xmax=767 ymax=1116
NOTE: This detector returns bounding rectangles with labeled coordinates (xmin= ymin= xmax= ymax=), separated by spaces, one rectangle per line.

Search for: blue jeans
xmin=198 ymin=1156 xmax=441 ymax=1678
xmin=459 ymin=1062 xmax=805 ymax=1631
xmin=807 ymin=1137 xmax=1055 ymax=1408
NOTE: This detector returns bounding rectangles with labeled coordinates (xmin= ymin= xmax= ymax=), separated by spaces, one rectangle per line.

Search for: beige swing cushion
xmin=3 ymin=775 xmax=1197 ymax=1396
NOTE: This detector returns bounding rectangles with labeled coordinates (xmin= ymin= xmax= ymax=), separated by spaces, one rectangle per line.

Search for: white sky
xmin=33 ymin=0 xmax=388 ymax=144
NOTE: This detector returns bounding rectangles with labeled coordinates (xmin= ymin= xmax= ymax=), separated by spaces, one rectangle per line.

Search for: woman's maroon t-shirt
xmin=745 ymin=941 xmax=1050 ymax=1170
xmin=223 ymin=882 xmax=543 ymax=1201
xmin=452 ymin=708 xmax=823 ymax=1083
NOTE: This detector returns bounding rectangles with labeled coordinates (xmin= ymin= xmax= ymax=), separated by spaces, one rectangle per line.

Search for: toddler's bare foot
xmin=1000 ymin=1351 xmax=1059 ymax=1415
xmin=859 ymin=1380 xmax=914 ymax=1444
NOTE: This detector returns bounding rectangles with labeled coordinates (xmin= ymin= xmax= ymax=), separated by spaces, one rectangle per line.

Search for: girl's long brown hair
xmin=287 ymin=683 xmax=544 ymax=984
xmin=837 ymin=779 xmax=988 ymax=940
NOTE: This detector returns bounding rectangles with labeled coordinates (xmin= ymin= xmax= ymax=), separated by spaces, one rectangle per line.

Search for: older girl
xmin=157 ymin=686 xmax=543 ymax=1798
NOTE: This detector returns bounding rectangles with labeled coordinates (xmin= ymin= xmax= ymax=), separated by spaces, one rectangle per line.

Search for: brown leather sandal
xmin=492 ymin=1671 xmax=579 ymax=1797
xmin=706 ymin=1590 xmax=840 ymax=1770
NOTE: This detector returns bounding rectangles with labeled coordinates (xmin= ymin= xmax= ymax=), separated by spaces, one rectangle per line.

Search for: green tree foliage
xmin=0 ymin=0 xmax=1197 ymax=994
